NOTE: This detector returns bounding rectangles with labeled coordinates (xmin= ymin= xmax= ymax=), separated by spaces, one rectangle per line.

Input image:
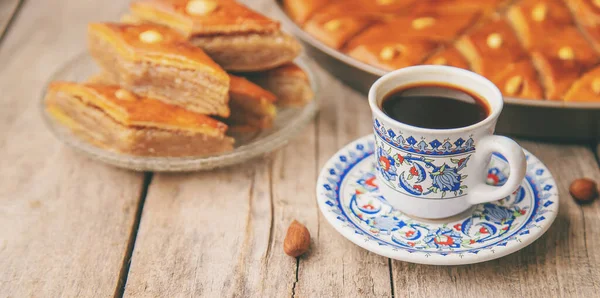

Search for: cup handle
xmin=467 ymin=135 xmax=527 ymax=205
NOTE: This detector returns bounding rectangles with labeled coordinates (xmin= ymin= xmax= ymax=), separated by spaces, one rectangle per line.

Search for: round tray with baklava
xmin=275 ymin=0 xmax=600 ymax=140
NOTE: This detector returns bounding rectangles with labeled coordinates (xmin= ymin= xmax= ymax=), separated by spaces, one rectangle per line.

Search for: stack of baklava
xmin=45 ymin=0 xmax=314 ymax=157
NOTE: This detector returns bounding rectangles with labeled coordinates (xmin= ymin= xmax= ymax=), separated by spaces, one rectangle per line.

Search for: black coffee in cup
xmin=381 ymin=83 xmax=490 ymax=129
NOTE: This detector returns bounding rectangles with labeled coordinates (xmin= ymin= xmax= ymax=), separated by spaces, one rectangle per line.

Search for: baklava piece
xmin=530 ymin=27 xmax=598 ymax=100
xmin=344 ymin=23 xmax=440 ymax=71
xmin=423 ymin=47 xmax=470 ymax=69
xmin=564 ymin=0 xmax=600 ymax=26
xmin=564 ymin=0 xmax=600 ymax=52
xmin=226 ymin=74 xmax=277 ymax=130
xmin=244 ymin=63 xmax=314 ymax=107
xmin=87 ymin=22 xmax=230 ymax=116
xmin=490 ymin=59 xmax=544 ymax=99
xmin=45 ymin=82 xmax=234 ymax=157
xmin=130 ymin=0 xmax=301 ymax=71
xmin=455 ymin=19 xmax=528 ymax=78
xmin=302 ymin=0 xmax=414 ymax=49
xmin=564 ymin=65 xmax=600 ymax=102
xmin=345 ymin=38 xmax=438 ymax=71
xmin=350 ymin=11 xmax=479 ymax=44
xmin=303 ymin=4 xmax=376 ymax=49
xmin=283 ymin=0 xmax=332 ymax=25
xmin=89 ymin=72 xmax=277 ymax=130
xmin=507 ymin=0 xmax=574 ymax=49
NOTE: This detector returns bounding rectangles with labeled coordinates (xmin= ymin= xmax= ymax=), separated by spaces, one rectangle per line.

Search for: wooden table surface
xmin=1 ymin=0 xmax=600 ymax=297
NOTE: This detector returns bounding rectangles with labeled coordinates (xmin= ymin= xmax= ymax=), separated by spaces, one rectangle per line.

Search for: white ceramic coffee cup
xmin=369 ymin=65 xmax=526 ymax=219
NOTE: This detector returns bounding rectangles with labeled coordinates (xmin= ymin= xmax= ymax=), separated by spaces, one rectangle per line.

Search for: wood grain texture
xmin=0 ymin=0 xmax=143 ymax=296
xmin=123 ymin=158 xmax=300 ymax=298
xmin=391 ymin=141 xmax=600 ymax=298
xmin=293 ymin=66 xmax=392 ymax=298
xmin=0 ymin=0 xmax=22 ymax=41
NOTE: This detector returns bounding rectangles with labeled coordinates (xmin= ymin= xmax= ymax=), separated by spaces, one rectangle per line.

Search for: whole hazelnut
xmin=569 ymin=178 xmax=598 ymax=204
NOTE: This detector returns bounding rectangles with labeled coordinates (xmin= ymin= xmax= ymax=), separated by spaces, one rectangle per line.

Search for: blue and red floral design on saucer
xmin=316 ymin=135 xmax=558 ymax=265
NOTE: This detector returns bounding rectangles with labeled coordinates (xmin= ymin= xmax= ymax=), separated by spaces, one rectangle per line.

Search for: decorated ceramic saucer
xmin=316 ymin=135 xmax=558 ymax=265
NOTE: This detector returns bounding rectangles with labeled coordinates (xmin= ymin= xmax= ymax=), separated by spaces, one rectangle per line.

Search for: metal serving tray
xmin=273 ymin=3 xmax=600 ymax=140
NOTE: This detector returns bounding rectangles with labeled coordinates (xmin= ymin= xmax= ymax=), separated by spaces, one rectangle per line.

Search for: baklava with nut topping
xmin=129 ymin=0 xmax=301 ymax=71
xmin=489 ymin=59 xmax=544 ymax=99
xmin=342 ymin=11 xmax=478 ymax=71
xmin=564 ymin=0 xmax=600 ymax=53
xmin=352 ymin=12 xmax=480 ymax=44
xmin=282 ymin=0 xmax=332 ymax=25
xmin=455 ymin=19 xmax=529 ymax=78
xmin=345 ymin=38 xmax=438 ymax=71
xmin=45 ymin=82 xmax=234 ymax=157
xmin=564 ymin=65 xmax=600 ymax=102
xmin=87 ymin=22 xmax=230 ymax=116
xmin=529 ymin=27 xmax=598 ymax=100
xmin=507 ymin=0 xmax=574 ymax=49
xmin=423 ymin=47 xmax=470 ymax=69
xmin=88 ymin=72 xmax=278 ymax=131
xmin=454 ymin=19 xmax=544 ymax=99
xmin=302 ymin=0 xmax=415 ymax=49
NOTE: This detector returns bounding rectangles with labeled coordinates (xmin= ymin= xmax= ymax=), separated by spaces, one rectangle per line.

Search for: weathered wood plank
xmin=293 ymin=66 xmax=392 ymax=298
xmin=391 ymin=142 xmax=600 ymax=298
xmin=0 ymin=0 xmax=143 ymax=296
xmin=0 ymin=0 xmax=22 ymax=41
xmin=124 ymin=153 xmax=306 ymax=297
xmin=253 ymin=1 xmax=393 ymax=296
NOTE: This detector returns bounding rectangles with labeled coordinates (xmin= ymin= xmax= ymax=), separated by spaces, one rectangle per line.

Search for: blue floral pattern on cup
xmin=375 ymin=140 xmax=471 ymax=199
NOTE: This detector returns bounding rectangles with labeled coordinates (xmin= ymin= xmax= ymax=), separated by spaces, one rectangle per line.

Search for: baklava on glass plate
xmin=41 ymin=53 xmax=319 ymax=172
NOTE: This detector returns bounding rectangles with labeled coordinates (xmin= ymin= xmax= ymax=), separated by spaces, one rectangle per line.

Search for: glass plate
xmin=41 ymin=53 xmax=320 ymax=172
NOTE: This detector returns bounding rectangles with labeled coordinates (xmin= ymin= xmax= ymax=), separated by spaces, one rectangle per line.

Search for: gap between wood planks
xmin=0 ymin=0 xmax=25 ymax=46
xmin=113 ymin=173 xmax=154 ymax=298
